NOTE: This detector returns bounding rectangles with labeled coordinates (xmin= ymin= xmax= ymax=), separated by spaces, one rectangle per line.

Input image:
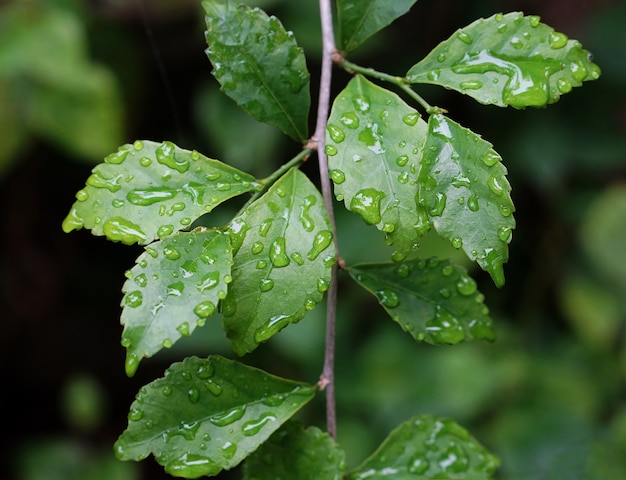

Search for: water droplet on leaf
xmin=350 ymin=189 xmax=385 ymax=225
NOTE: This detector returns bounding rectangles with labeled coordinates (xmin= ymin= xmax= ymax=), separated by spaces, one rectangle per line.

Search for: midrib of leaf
xmin=343 ymin=0 xmax=376 ymax=51
xmin=235 ymin=44 xmax=306 ymax=141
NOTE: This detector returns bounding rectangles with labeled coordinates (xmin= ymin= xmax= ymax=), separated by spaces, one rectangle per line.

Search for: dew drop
xmin=164 ymin=246 xmax=181 ymax=260
xmin=124 ymin=290 xmax=143 ymax=308
xmin=242 ymin=412 xmax=277 ymax=437
xmin=187 ymin=387 xmax=200 ymax=403
xmin=210 ymin=406 xmax=246 ymax=427
xmin=258 ymin=218 xmax=273 ymax=237
xmin=324 ymin=144 xmax=338 ymax=156
xmin=397 ymin=172 xmax=409 ymax=184
xmin=256 ymin=260 xmax=268 ymax=269
xmin=510 ymin=36 xmax=524 ymax=49
xmin=75 ymin=189 xmax=89 ymax=202
xmin=139 ymin=157 xmax=152 ymax=167
xmin=330 ymin=169 xmax=346 ymax=184
xmin=194 ymin=301 xmax=216 ymax=318
xmin=125 ymin=353 xmax=140 ymax=377
xmin=304 ymin=298 xmax=317 ymax=310
xmin=456 ymin=275 xmax=477 ymax=296
xmin=437 ymin=53 xmax=446 ymax=62
xmin=128 ymin=407 xmax=144 ymax=421
xmin=456 ymin=30 xmax=473 ymax=44
xmin=156 ymin=141 xmax=189 ymax=173
xmin=408 ymin=456 xmax=429 ymax=474
xmin=299 ymin=195 xmax=317 ymax=232
xmin=439 ymin=288 xmax=452 ymax=299
xmin=259 ymin=279 xmax=274 ymax=292
xmin=395 ymin=264 xmax=410 ymax=278
xmin=429 ymin=192 xmax=447 ymax=217
xmin=377 ymin=290 xmax=400 ymax=308
xmin=427 ymin=69 xmax=440 ymax=81
xmin=352 ymin=95 xmax=371 ymax=113
xmin=221 ymin=442 xmax=237 ymax=460
xmin=157 ymin=224 xmax=174 ymax=238
xmin=350 ymin=188 xmax=385 ymax=225
xmin=451 ymin=236 xmax=463 ymax=249
xmin=87 ymin=171 xmax=122 ymax=192
xmin=251 ymin=241 xmax=264 ymax=255
xmin=498 ymin=203 xmax=513 ymax=217
xmin=488 ymin=176 xmax=505 ymax=196
xmin=467 ymin=195 xmax=480 ymax=212
xmin=270 ymin=237 xmax=290 ymax=267
xmin=340 ymin=111 xmax=360 ymax=129
xmin=442 ymin=264 xmax=454 ymax=276
xmin=498 ymin=225 xmax=513 ymax=242
xmin=317 ymin=278 xmax=330 ymax=293
xmin=481 ymin=151 xmax=500 ymax=167
xmin=460 ymin=80 xmax=483 ymax=90
xmin=196 ymin=362 xmax=214 ymax=379
xmin=557 ymin=78 xmax=572 ymax=94
xmin=402 ymin=113 xmax=419 ymax=126
xmin=307 ymin=230 xmax=333 ymax=261
xmin=327 ymin=123 xmax=346 ymax=143
xmin=133 ymin=140 xmax=144 ymax=150
xmin=528 ymin=15 xmax=541 ymax=27
xmin=162 ymin=385 xmax=172 ymax=396
xmin=425 ymin=306 xmax=465 ymax=344
xmin=290 ymin=252 xmax=304 ymax=265
xmin=205 ymin=380 xmax=223 ymax=396
xmin=396 ymin=154 xmax=409 ymax=167
xmin=254 ymin=314 xmax=293 ymax=342
xmin=549 ymin=31 xmax=568 ymax=49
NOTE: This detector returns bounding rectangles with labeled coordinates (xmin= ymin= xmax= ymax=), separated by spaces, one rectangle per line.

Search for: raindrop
xmin=167 ymin=281 xmax=185 ymax=297
xmin=242 ymin=412 xmax=277 ymax=436
xmin=87 ymin=171 xmax=122 ymax=192
xmin=451 ymin=237 xmax=463 ymax=249
xmin=427 ymin=69 xmax=440 ymax=81
xmin=197 ymin=272 xmax=220 ymax=292
xmin=196 ymin=362 xmax=214 ymax=379
xmin=299 ymin=195 xmax=317 ymax=231
xmin=305 ymin=298 xmax=317 ymax=310
xmin=397 ymin=172 xmax=409 ymax=184
xmin=528 ymin=15 xmax=541 ymax=27
xmin=352 ymin=95 xmax=371 ymax=113
xmin=350 ymin=188 xmax=385 ymax=225
xmin=396 ymin=154 xmax=409 ymax=167
xmin=307 ymin=230 xmax=333 ymax=261
xmin=133 ymin=140 xmax=144 ymax=150
xmin=270 ymin=237 xmax=290 ymax=267
xmin=498 ymin=225 xmax=513 ymax=242
xmin=488 ymin=176 xmax=505 ymax=196
xmin=128 ymin=407 xmax=143 ymax=421
xmin=549 ymin=31 xmax=568 ymax=49
xmin=425 ymin=306 xmax=465 ymax=344
xmin=254 ymin=314 xmax=293 ymax=342
xmin=194 ymin=301 xmax=216 ymax=318
xmin=124 ymin=290 xmax=143 ymax=308
xmin=437 ymin=53 xmax=446 ymax=62
xmin=290 ymin=252 xmax=304 ymax=265
xmin=330 ymin=169 xmax=346 ymax=184
xmin=164 ymin=246 xmax=181 ymax=260
xmin=402 ymin=113 xmax=419 ymax=126
xmin=460 ymin=80 xmax=483 ymax=90
xmin=125 ymin=354 xmax=140 ymax=377
xmin=187 ymin=387 xmax=200 ymax=403
xmin=456 ymin=30 xmax=473 ymax=44
xmin=456 ymin=275 xmax=477 ymax=296
xmin=256 ymin=260 xmax=267 ymax=269
xmin=259 ymin=218 xmax=273 ymax=237
xmin=467 ymin=195 xmax=480 ymax=212
xmin=75 ymin=189 xmax=89 ymax=201
xmin=222 ymin=442 xmax=237 ymax=460
xmin=377 ymin=290 xmax=400 ymax=308
xmin=260 ymin=279 xmax=274 ymax=292
xmin=251 ymin=241 xmax=264 ymax=255
xmin=156 ymin=141 xmax=190 ymax=173
xmin=570 ymin=60 xmax=588 ymax=82
xmin=340 ymin=112 xmax=360 ymax=129
xmin=498 ymin=203 xmax=513 ymax=217
xmin=162 ymin=385 xmax=172 ymax=396
xmin=327 ymin=124 xmax=346 ymax=143
xmin=106 ymin=149 xmax=129 ymax=164
xmin=395 ymin=264 xmax=410 ymax=278
xmin=439 ymin=288 xmax=452 ymax=299
xmin=205 ymin=380 xmax=223 ymax=396
xmin=557 ymin=78 xmax=572 ymax=94
xmin=497 ymin=23 xmax=508 ymax=33
xmin=481 ymin=151 xmax=500 ymax=167
xmin=158 ymin=225 xmax=174 ymax=238
xmin=317 ymin=278 xmax=330 ymax=293
xmin=441 ymin=264 xmax=454 ymax=276
xmin=408 ymin=456 xmax=429 ymax=474
xmin=429 ymin=192 xmax=447 ymax=217
xmin=210 ymin=406 xmax=246 ymax=427
xmin=324 ymin=144 xmax=338 ymax=156
xmin=139 ymin=157 xmax=152 ymax=167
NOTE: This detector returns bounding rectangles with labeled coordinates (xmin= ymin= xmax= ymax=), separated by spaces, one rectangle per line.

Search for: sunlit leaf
xmin=407 ymin=12 xmax=601 ymax=108
xmin=223 ymin=168 xmax=335 ymax=355
xmin=347 ymin=414 xmax=499 ymax=479
xmin=120 ymin=229 xmax=232 ymax=377
xmin=337 ymin=0 xmax=418 ymax=54
xmin=115 ymin=355 xmax=315 ymax=478
xmin=203 ymin=0 xmax=310 ymax=142
xmin=418 ymin=114 xmax=515 ymax=287
xmin=62 ymin=140 xmax=258 ymax=245
xmin=326 ymin=75 xmax=429 ymax=262
xmin=243 ymin=421 xmax=346 ymax=480
xmin=350 ymin=258 xmax=495 ymax=345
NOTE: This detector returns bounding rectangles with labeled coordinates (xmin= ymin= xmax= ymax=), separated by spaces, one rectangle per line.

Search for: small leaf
xmin=223 ymin=168 xmax=335 ymax=355
xmin=203 ymin=0 xmax=310 ymax=142
xmin=337 ymin=0 xmax=418 ymax=54
xmin=243 ymin=421 xmax=346 ymax=480
xmin=62 ymin=140 xmax=257 ymax=245
xmin=347 ymin=414 xmax=499 ymax=479
xmin=418 ymin=114 xmax=515 ymax=287
xmin=350 ymin=258 xmax=495 ymax=345
xmin=326 ymin=75 xmax=429 ymax=262
xmin=120 ymin=229 xmax=232 ymax=377
xmin=407 ymin=12 xmax=601 ymax=108
xmin=115 ymin=356 xmax=315 ymax=478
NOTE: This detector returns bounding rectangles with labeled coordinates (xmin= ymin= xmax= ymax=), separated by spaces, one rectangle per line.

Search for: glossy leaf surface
xmin=120 ymin=229 xmax=232 ymax=377
xmin=347 ymin=414 xmax=499 ymax=479
xmin=337 ymin=0 xmax=418 ymax=54
xmin=62 ymin=140 xmax=257 ymax=245
xmin=407 ymin=12 xmax=601 ymax=108
xmin=327 ymin=75 xmax=428 ymax=262
xmin=350 ymin=258 xmax=495 ymax=345
xmin=418 ymin=115 xmax=515 ymax=287
xmin=223 ymin=168 xmax=335 ymax=355
xmin=115 ymin=356 xmax=315 ymax=478
xmin=203 ymin=0 xmax=310 ymax=142
xmin=243 ymin=421 xmax=346 ymax=480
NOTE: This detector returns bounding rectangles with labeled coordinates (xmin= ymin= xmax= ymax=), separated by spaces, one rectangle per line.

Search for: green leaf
xmin=407 ymin=12 xmax=601 ymax=108
xmin=62 ymin=140 xmax=258 ymax=245
xmin=418 ymin=114 xmax=515 ymax=287
xmin=114 ymin=355 xmax=315 ymax=478
xmin=243 ymin=421 xmax=346 ymax=480
xmin=337 ymin=0 xmax=418 ymax=54
xmin=223 ymin=168 xmax=335 ymax=355
xmin=326 ymin=75 xmax=429 ymax=262
xmin=203 ymin=0 xmax=310 ymax=142
xmin=347 ymin=414 xmax=499 ymax=479
xmin=350 ymin=258 xmax=495 ymax=345
xmin=120 ymin=229 xmax=232 ymax=377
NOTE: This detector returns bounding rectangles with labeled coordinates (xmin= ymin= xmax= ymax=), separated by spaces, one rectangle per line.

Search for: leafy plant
xmin=62 ymin=0 xmax=599 ymax=477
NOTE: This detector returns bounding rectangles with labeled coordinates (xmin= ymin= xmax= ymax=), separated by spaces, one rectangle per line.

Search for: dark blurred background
xmin=1 ymin=0 xmax=625 ymax=479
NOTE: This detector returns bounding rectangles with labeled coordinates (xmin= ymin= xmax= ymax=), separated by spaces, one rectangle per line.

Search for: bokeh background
xmin=1 ymin=0 xmax=625 ymax=478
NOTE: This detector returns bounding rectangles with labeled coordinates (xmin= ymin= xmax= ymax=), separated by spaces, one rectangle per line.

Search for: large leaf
xmin=337 ymin=0 xmax=418 ymax=54
xmin=326 ymin=75 xmax=429 ymax=262
xmin=243 ymin=421 xmax=346 ymax=480
xmin=350 ymin=258 xmax=495 ymax=345
xmin=115 ymin=356 xmax=315 ymax=478
xmin=203 ymin=0 xmax=310 ymax=142
xmin=407 ymin=12 xmax=601 ymax=108
xmin=120 ymin=229 xmax=232 ymax=377
xmin=223 ymin=168 xmax=335 ymax=355
xmin=347 ymin=415 xmax=499 ymax=479
xmin=62 ymin=140 xmax=258 ymax=245
xmin=418 ymin=115 xmax=515 ymax=287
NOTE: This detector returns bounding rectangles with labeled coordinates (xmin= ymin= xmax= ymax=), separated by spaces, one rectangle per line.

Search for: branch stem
xmin=315 ymin=0 xmax=338 ymax=441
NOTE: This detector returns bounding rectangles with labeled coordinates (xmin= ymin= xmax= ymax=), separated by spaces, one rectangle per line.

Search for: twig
xmin=314 ymin=0 xmax=338 ymax=441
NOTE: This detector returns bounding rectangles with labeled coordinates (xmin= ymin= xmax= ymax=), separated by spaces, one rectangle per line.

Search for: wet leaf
xmin=115 ymin=356 xmax=315 ymax=478
xmin=62 ymin=140 xmax=258 ymax=245
xmin=418 ymin=114 xmax=515 ymax=287
xmin=350 ymin=258 xmax=495 ymax=345
xmin=326 ymin=75 xmax=428 ymax=262
xmin=337 ymin=0 xmax=418 ymax=54
xmin=243 ymin=421 xmax=346 ymax=480
xmin=407 ymin=12 xmax=601 ymax=108
xmin=346 ymin=414 xmax=499 ymax=479
xmin=203 ymin=0 xmax=310 ymax=142
xmin=120 ymin=229 xmax=232 ymax=377
xmin=223 ymin=168 xmax=335 ymax=355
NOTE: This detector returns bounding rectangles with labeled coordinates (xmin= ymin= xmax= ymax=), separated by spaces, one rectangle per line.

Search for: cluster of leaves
xmin=63 ymin=0 xmax=599 ymax=478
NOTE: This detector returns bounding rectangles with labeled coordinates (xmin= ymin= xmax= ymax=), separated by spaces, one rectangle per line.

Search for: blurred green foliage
xmin=2 ymin=0 xmax=624 ymax=479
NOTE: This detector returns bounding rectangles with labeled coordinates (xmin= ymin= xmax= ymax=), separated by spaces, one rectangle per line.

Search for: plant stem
xmin=315 ymin=0 xmax=338 ymax=441
xmin=339 ymin=59 xmax=438 ymax=113
xmin=237 ymin=148 xmax=312 ymax=215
